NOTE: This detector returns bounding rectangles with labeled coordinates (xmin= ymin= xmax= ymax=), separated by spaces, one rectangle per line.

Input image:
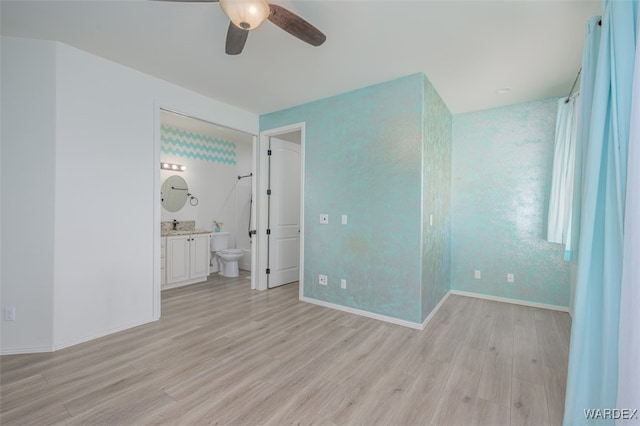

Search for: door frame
xmin=153 ymin=102 xmax=258 ymax=317
xmin=255 ymin=123 xmax=305 ymax=294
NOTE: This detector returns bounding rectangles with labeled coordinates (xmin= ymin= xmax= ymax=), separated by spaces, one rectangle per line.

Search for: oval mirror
xmin=161 ymin=175 xmax=189 ymax=212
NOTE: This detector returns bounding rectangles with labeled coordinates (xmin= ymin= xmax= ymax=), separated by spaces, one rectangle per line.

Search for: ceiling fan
xmin=167 ymin=0 xmax=326 ymax=55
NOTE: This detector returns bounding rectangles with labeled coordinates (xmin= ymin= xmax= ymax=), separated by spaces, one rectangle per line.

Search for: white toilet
xmin=211 ymin=232 xmax=243 ymax=278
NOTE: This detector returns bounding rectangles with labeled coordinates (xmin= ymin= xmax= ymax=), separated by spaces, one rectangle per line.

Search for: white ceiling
xmin=1 ymin=0 xmax=600 ymax=115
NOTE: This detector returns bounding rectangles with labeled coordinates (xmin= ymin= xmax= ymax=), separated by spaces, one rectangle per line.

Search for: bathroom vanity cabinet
xmin=164 ymin=232 xmax=212 ymax=289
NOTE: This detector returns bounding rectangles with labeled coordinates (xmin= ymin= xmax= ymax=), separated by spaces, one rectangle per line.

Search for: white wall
xmin=160 ymin=159 xmax=239 ymax=235
xmin=235 ymin=136 xmax=253 ymax=264
xmin=0 ymin=36 xmax=258 ymax=353
xmin=1 ymin=38 xmax=57 ymax=352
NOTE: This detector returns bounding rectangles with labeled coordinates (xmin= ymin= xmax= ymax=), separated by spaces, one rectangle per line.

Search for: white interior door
xmin=268 ymin=137 xmax=301 ymax=288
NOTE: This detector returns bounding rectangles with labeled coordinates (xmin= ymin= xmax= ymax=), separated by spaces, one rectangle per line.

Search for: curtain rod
xmin=564 ymin=20 xmax=601 ymax=103
xmin=565 ymin=68 xmax=581 ymax=103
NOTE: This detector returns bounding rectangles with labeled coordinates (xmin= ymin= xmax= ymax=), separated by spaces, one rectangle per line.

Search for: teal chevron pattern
xmin=161 ymin=125 xmax=236 ymax=165
xmin=161 ymin=137 xmax=236 ymax=157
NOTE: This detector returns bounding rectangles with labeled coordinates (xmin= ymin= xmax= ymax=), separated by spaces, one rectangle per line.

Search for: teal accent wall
xmin=451 ymin=98 xmax=570 ymax=307
xmin=261 ymin=74 xmax=451 ymax=324
xmin=421 ymin=78 xmax=452 ymax=320
xmin=161 ymin=124 xmax=236 ymax=165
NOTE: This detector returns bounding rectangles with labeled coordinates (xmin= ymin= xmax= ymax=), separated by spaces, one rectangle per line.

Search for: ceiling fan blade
xmin=226 ymin=22 xmax=249 ymax=55
xmin=267 ymin=4 xmax=326 ymax=47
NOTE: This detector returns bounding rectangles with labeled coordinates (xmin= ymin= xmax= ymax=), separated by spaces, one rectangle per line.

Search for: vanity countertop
xmin=161 ymin=229 xmax=212 ymax=237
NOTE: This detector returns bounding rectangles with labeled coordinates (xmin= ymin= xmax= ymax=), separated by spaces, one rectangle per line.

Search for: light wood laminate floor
xmin=1 ymin=272 xmax=571 ymax=425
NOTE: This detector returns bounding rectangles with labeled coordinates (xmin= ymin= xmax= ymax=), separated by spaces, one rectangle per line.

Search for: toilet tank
xmin=211 ymin=232 xmax=230 ymax=251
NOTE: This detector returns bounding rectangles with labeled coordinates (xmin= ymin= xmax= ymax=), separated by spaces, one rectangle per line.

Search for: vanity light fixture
xmin=161 ymin=162 xmax=186 ymax=172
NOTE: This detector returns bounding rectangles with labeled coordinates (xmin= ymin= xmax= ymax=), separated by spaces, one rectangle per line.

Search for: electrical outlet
xmin=320 ymin=214 xmax=329 ymax=224
xmin=341 ymin=279 xmax=347 ymax=289
xmin=319 ymin=274 xmax=328 ymax=285
xmin=507 ymin=273 xmax=515 ymax=283
xmin=474 ymin=270 xmax=481 ymax=279
xmin=4 ymin=307 xmax=15 ymax=321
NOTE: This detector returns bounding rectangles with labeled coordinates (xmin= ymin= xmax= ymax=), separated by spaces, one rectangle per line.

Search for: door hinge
xmin=266 ymin=189 xmax=272 ymax=195
xmin=267 ymin=149 xmax=272 ymax=156
xmin=266 ymin=268 xmax=271 ymax=274
xmin=249 ymin=230 xmax=257 ymax=235
xmin=266 ymin=229 xmax=271 ymax=235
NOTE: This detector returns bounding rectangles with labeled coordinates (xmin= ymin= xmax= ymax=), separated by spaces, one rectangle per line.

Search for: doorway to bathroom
xmin=255 ymin=124 xmax=304 ymax=292
xmin=158 ymin=108 xmax=257 ymax=294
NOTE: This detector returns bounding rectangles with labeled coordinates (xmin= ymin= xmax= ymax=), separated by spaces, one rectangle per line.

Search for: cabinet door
xmin=190 ymin=233 xmax=211 ymax=279
xmin=166 ymin=235 xmax=190 ymax=284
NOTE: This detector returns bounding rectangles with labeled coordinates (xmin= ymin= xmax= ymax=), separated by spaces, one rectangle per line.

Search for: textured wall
xmin=451 ymin=98 xmax=570 ymax=307
xmin=261 ymin=74 xmax=427 ymax=323
xmin=421 ymin=77 xmax=452 ymax=321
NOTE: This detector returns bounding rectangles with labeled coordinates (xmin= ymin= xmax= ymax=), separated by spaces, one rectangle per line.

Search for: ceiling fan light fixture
xmin=220 ymin=0 xmax=270 ymax=30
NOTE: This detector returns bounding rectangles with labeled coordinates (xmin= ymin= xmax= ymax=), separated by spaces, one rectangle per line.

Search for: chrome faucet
xmin=172 ymin=219 xmax=179 ymax=230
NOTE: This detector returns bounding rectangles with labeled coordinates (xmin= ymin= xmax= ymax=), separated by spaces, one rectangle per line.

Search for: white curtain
xmin=617 ymin=2 xmax=640 ymax=421
xmin=547 ymin=95 xmax=578 ymax=249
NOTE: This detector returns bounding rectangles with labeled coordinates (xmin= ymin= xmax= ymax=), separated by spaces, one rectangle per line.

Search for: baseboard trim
xmin=51 ymin=317 xmax=157 ymax=352
xmin=422 ymin=291 xmax=451 ymax=328
xmin=1 ymin=316 xmax=157 ymax=355
xmin=0 ymin=345 xmax=55 ymax=355
xmin=449 ymin=290 xmax=570 ymax=312
xmin=300 ymin=296 xmax=424 ymax=330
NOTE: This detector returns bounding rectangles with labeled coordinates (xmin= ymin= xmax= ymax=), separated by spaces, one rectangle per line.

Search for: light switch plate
xmin=341 ymin=215 xmax=347 ymax=225
xmin=4 ymin=307 xmax=15 ymax=321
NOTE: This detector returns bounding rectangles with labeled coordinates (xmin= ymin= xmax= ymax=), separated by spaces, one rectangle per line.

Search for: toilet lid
xmin=219 ymin=249 xmax=242 ymax=255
